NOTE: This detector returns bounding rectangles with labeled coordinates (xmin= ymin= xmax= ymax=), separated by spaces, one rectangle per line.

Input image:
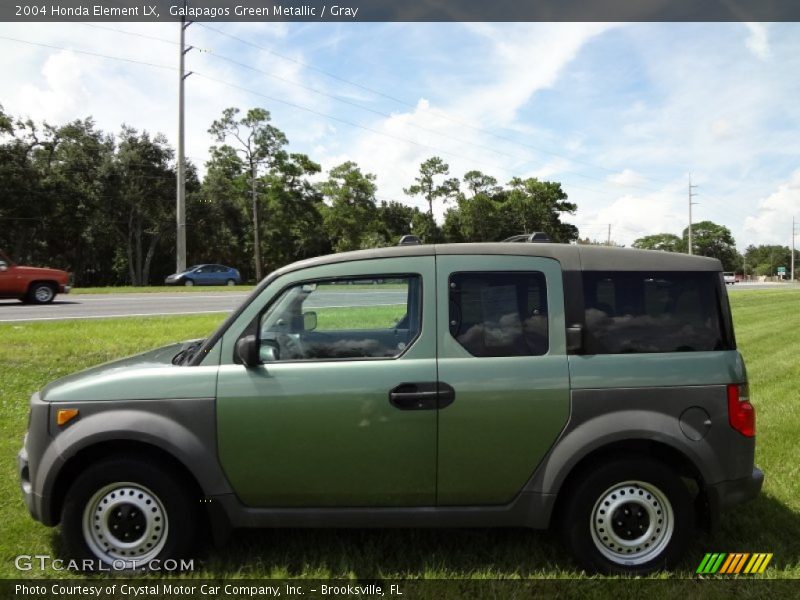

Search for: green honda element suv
xmin=18 ymin=243 xmax=762 ymax=574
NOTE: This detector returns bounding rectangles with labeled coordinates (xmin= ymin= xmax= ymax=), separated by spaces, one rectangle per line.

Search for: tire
xmin=26 ymin=282 xmax=56 ymax=304
xmin=184 ymin=279 xmax=195 ymax=287
xmin=61 ymin=457 xmax=199 ymax=572
xmin=226 ymin=279 xmax=236 ymax=286
xmin=560 ymin=457 xmax=694 ymax=575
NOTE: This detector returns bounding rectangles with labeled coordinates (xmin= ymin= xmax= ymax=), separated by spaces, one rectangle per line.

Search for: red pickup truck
xmin=0 ymin=251 xmax=71 ymax=304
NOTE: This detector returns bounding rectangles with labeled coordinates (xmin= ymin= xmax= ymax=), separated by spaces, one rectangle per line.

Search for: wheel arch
xmin=38 ymin=405 xmax=233 ymax=527
xmin=553 ymin=439 xmax=704 ymax=501
xmin=49 ymin=440 xmax=204 ymax=528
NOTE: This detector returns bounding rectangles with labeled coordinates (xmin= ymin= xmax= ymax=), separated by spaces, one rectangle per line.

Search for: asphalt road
xmin=0 ymin=290 xmax=408 ymax=323
xmin=0 ymin=282 xmax=795 ymax=323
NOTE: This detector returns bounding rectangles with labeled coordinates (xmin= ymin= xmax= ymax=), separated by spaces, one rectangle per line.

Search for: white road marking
xmin=0 ymin=310 xmax=233 ymax=323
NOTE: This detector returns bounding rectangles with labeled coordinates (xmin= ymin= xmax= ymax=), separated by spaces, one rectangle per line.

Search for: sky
xmin=1 ymin=21 xmax=799 ymax=250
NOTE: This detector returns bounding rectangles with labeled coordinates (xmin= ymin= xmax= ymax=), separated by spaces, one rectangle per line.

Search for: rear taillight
xmin=727 ymin=383 xmax=755 ymax=437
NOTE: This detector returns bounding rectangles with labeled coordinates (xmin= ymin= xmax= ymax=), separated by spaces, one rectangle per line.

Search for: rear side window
xmin=582 ymin=271 xmax=733 ymax=354
xmin=449 ymin=272 xmax=549 ymax=357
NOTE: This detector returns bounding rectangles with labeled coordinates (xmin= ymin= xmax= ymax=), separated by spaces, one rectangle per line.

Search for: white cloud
xmin=607 ymin=169 xmax=647 ymax=187
xmin=567 ymin=182 xmax=688 ymax=246
xmin=743 ymin=170 xmax=800 ymax=246
xmin=744 ymin=22 xmax=770 ymax=60
xmin=1 ymin=21 xmax=799 ymax=253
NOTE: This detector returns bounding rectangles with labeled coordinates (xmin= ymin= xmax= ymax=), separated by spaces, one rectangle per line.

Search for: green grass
xmin=314 ymin=305 xmax=407 ymax=330
xmin=0 ymin=290 xmax=799 ymax=581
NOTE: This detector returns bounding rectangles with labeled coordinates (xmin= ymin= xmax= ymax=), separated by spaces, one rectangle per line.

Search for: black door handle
xmin=389 ymin=383 xmax=438 ymax=410
xmin=437 ymin=382 xmax=456 ymax=409
xmin=389 ymin=382 xmax=456 ymax=410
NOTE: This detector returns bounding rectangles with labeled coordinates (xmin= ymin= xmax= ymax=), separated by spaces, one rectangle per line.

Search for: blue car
xmin=164 ymin=264 xmax=242 ymax=286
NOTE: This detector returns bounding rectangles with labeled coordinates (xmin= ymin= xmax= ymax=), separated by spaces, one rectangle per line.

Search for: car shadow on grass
xmin=43 ymin=492 xmax=799 ymax=579
xmin=689 ymin=492 xmax=800 ymax=574
xmin=199 ymin=492 xmax=800 ymax=578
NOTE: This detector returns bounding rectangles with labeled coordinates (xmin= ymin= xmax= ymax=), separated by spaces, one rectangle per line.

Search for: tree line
xmin=0 ymin=104 xmax=579 ymax=285
xmin=633 ymin=223 xmax=796 ymax=277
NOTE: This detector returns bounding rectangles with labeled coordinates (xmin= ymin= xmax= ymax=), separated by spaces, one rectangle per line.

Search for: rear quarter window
xmin=582 ymin=271 xmax=734 ymax=354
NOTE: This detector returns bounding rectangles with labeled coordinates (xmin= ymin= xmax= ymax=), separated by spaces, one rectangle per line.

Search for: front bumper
xmin=60 ymin=284 xmax=72 ymax=294
xmin=18 ymin=441 xmax=38 ymax=521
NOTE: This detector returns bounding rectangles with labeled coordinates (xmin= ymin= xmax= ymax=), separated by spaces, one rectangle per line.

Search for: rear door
xmin=435 ymin=254 xmax=571 ymax=505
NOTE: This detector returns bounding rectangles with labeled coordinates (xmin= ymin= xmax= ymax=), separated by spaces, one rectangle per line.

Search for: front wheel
xmin=27 ymin=282 xmax=56 ymax=304
xmin=183 ymin=279 xmax=195 ymax=287
xmin=61 ymin=458 xmax=199 ymax=571
xmin=560 ymin=457 xmax=694 ymax=575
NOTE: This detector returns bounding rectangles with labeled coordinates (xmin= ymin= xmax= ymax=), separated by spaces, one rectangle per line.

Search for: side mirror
xmin=0 ymin=261 xmax=7 ymax=272
xmin=303 ymin=311 xmax=317 ymax=331
xmin=566 ymin=324 xmax=583 ymax=353
xmin=235 ymin=334 xmax=260 ymax=367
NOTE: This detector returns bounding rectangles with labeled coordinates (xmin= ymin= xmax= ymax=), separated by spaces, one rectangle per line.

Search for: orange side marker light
xmin=56 ymin=408 xmax=79 ymax=426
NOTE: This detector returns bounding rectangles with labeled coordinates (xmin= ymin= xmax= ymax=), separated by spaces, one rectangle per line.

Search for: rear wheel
xmin=560 ymin=457 xmax=693 ymax=575
xmin=26 ymin=282 xmax=56 ymax=304
xmin=61 ymin=457 xmax=198 ymax=571
xmin=226 ymin=279 xmax=236 ymax=286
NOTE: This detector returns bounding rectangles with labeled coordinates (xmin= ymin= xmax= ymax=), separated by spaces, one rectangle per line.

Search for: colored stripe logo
xmin=696 ymin=553 xmax=773 ymax=574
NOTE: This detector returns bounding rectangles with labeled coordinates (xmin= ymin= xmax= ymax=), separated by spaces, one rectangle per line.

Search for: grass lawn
xmin=0 ymin=290 xmax=798 ymax=581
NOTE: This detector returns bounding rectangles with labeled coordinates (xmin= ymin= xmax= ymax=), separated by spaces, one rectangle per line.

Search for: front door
xmin=435 ymin=255 xmax=571 ymax=505
xmin=216 ymin=257 xmax=438 ymax=507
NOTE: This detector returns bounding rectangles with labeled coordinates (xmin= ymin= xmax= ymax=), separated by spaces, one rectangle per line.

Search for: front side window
xmin=582 ymin=271 xmax=731 ymax=354
xmin=258 ymin=276 xmax=420 ymax=361
xmin=448 ymin=271 xmax=549 ymax=357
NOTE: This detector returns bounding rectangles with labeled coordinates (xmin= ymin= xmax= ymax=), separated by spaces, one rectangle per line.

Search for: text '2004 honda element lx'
xmin=18 ymin=243 xmax=762 ymax=574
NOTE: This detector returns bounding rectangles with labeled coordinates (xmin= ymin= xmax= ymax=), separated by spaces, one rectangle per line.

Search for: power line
xmin=197 ymin=22 xmax=676 ymax=187
xmin=0 ymin=35 xmax=176 ymax=72
xmin=1 ymin=31 xmax=670 ymax=200
xmin=79 ymin=23 xmax=180 ymax=46
xmin=76 ymin=22 xmax=666 ymax=192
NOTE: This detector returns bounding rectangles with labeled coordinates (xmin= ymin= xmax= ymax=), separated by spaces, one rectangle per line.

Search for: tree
xmin=105 ymin=127 xmax=177 ymax=285
xmin=498 ymin=178 xmax=578 ymax=242
xmin=403 ymin=156 xmax=459 ymax=241
xmin=319 ymin=161 xmax=378 ymax=252
xmin=209 ymin=107 xmax=288 ymax=280
xmin=682 ymin=220 xmax=741 ymax=271
xmin=370 ymin=200 xmax=420 ymax=246
xmin=261 ymin=152 xmax=328 ymax=267
xmin=448 ymin=193 xmax=501 ymax=242
xmin=632 ymin=233 xmax=684 ymax=252
xmin=744 ymin=244 xmax=792 ymax=277
xmin=462 ymin=170 xmax=501 ymax=198
xmin=0 ymin=104 xmax=11 ymax=134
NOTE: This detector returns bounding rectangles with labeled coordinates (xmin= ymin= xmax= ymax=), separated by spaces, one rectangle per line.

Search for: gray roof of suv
xmin=272 ymin=243 xmax=721 ymax=278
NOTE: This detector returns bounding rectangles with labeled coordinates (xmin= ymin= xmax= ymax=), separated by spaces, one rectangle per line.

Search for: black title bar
xmin=4 ymin=0 xmax=800 ymax=22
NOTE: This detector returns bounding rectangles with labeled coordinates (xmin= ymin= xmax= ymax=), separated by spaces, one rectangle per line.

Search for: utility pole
xmin=251 ymin=159 xmax=262 ymax=281
xmin=688 ymin=174 xmax=699 ymax=255
xmin=607 ymin=224 xmax=611 ymax=246
xmin=176 ymin=8 xmax=193 ymax=274
xmin=792 ymin=216 xmax=797 ymax=282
